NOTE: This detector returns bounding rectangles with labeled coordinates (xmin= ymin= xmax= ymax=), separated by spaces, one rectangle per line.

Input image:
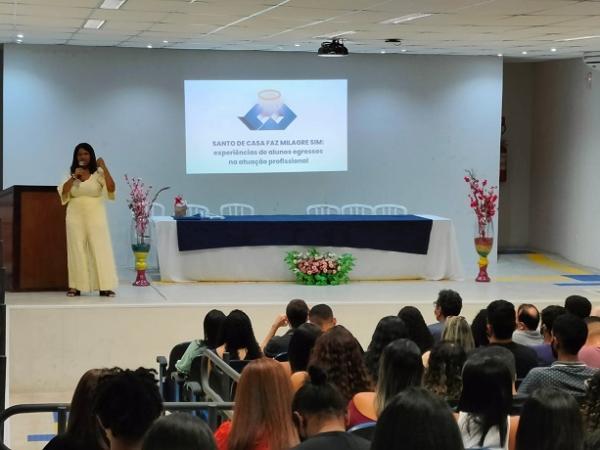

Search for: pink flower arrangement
xmin=125 ymin=175 xmax=169 ymax=241
xmin=285 ymin=248 xmax=355 ymax=285
xmin=297 ymin=255 xmax=339 ymax=276
xmin=464 ymin=170 xmax=498 ymax=236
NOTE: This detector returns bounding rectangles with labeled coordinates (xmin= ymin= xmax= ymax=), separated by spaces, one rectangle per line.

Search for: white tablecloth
xmin=153 ymin=215 xmax=463 ymax=282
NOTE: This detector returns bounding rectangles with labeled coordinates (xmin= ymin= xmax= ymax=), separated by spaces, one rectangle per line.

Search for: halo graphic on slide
xmin=239 ymin=89 xmax=297 ymax=130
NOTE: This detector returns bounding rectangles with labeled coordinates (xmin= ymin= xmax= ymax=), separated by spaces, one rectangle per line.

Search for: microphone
xmin=75 ymin=161 xmax=85 ymax=180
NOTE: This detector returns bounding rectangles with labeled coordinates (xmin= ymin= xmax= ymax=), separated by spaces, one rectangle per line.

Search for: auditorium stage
xmin=4 ymin=253 xmax=600 ymax=449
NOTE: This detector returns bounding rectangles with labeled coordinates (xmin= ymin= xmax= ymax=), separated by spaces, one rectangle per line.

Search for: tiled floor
xmin=3 ymin=253 xmax=600 ymax=450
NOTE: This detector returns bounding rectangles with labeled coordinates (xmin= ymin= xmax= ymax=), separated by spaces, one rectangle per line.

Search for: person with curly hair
xmin=398 ymin=306 xmax=434 ymax=354
xmin=363 ymin=316 xmax=408 ymax=382
xmin=423 ymin=341 xmax=466 ymax=407
xmin=582 ymin=370 xmax=600 ymax=433
xmin=306 ymin=325 xmax=372 ymax=402
xmin=348 ymin=339 xmax=423 ymax=428
xmin=423 ymin=316 xmax=473 ymax=367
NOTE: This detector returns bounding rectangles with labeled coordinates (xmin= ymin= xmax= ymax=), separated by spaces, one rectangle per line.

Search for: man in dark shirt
xmin=531 ymin=305 xmax=567 ymax=366
xmin=486 ymin=299 xmax=538 ymax=379
xmin=261 ymin=299 xmax=309 ymax=357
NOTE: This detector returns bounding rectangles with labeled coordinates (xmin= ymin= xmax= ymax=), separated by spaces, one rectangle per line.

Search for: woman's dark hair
xmin=71 ymin=142 xmax=98 ymax=175
xmin=309 ymin=325 xmax=372 ymax=402
xmin=222 ymin=309 xmax=262 ymax=360
xmin=424 ymin=341 xmax=466 ymax=406
xmin=292 ymin=366 xmax=346 ymax=417
xmin=458 ymin=357 xmax=512 ymax=448
xmin=372 ymin=387 xmax=464 ymax=450
xmin=203 ymin=309 xmax=226 ymax=349
xmin=94 ymin=368 xmax=163 ymax=443
xmin=142 ymin=413 xmax=217 ymax=450
xmin=288 ymin=323 xmax=322 ymax=373
xmin=582 ymin=371 xmax=600 ymax=433
xmin=364 ymin=316 xmax=408 ymax=382
xmin=398 ymin=306 xmax=434 ymax=354
xmin=65 ymin=368 xmax=115 ymax=450
xmin=375 ymin=339 xmax=423 ymax=414
xmin=471 ymin=309 xmax=489 ymax=347
xmin=516 ymin=388 xmax=584 ymax=450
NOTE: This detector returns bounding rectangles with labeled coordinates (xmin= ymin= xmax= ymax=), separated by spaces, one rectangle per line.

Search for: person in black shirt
xmin=486 ymin=299 xmax=538 ymax=379
xmin=262 ymin=299 xmax=309 ymax=357
xmin=292 ymin=366 xmax=370 ymax=450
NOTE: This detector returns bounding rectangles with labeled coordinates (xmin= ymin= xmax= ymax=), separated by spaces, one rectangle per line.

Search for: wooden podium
xmin=0 ymin=186 xmax=68 ymax=291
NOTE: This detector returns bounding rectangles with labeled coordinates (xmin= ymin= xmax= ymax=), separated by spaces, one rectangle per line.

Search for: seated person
xmin=579 ymin=317 xmax=600 ymax=369
xmin=94 ymin=368 xmax=163 ymax=450
xmin=176 ymin=309 xmax=226 ymax=375
xmin=513 ymin=304 xmax=543 ymax=346
xmin=565 ymin=295 xmax=592 ymax=319
xmin=308 ymin=304 xmax=337 ymax=332
xmin=216 ymin=309 xmax=262 ymax=361
xmin=531 ymin=305 xmax=567 ymax=367
xmin=292 ymin=366 xmax=370 ymax=450
xmin=143 ymin=413 xmax=217 ymax=450
xmin=261 ymin=299 xmax=309 ymax=357
xmin=428 ymin=289 xmax=463 ymax=344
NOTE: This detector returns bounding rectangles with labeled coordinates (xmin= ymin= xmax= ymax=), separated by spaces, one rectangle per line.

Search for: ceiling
xmin=2 ymin=0 xmax=600 ymax=59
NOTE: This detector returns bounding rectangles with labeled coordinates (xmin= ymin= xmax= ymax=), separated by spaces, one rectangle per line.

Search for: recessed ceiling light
xmin=522 ymin=51 xmax=528 ymax=55
xmin=497 ymin=53 xmax=503 ymax=57
xmin=294 ymin=43 xmax=301 ymax=47
xmin=16 ymin=33 xmax=23 ymax=39
xmin=16 ymin=39 xmax=22 ymax=44
xmin=551 ymin=48 xmax=557 ymax=52
xmin=83 ymin=19 xmax=106 ymax=29
xmin=380 ymin=50 xmax=386 ymax=54
xmin=147 ymin=44 xmax=153 ymax=48
xmin=100 ymin=0 xmax=128 ymax=9
xmin=381 ymin=13 xmax=432 ymax=25
xmin=557 ymin=35 xmax=600 ymax=42
xmin=162 ymin=40 xmax=169 ymax=44
xmin=401 ymin=49 xmax=407 ymax=53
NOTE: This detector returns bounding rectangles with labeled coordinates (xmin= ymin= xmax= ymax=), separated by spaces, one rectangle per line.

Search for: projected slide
xmin=184 ymin=80 xmax=347 ymax=174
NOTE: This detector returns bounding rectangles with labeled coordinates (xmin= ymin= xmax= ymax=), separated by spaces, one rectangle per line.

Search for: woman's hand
xmin=97 ymin=157 xmax=107 ymax=170
xmin=74 ymin=168 xmax=85 ymax=179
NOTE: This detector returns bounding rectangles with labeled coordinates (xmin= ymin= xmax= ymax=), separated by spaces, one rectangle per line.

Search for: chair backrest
xmin=187 ymin=203 xmax=210 ymax=217
xmin=151 ymin=202 xmax=166 ymax=217
xmin=347 ymin=421 xmax=377 ymax=441
xmin=306 ymin=204 xmax=341 ymax=215
xmin=273 ymin=352 xmax=289 ymax=362
xmin=341 ymin=204 xmax=375 ymax=215
xmin=373 ymin=204 xmax=408 ymax=215
xmin=220 ymin=203 xmax=255 ymax=216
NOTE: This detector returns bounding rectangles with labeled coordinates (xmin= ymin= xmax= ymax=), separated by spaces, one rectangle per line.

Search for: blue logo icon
xmin=239 ymin=89 xmax=297 ymax=130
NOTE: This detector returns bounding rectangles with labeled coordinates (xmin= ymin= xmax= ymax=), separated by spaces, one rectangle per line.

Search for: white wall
xmin=498 ymin=63 xmax=534 ymax=251
xmin=3 ymin=45 xmax=503 ymax=272
xmin=530 ymin=59 xmax=600 ymax=269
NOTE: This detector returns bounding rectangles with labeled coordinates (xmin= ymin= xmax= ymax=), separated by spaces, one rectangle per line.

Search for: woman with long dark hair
xmin=44 ymin=368 xmax=115 ymax=450
xmin=423 ymin=341 xmax=466 ymax=406
xmin=58 ymin=143 xmax=117 ymax=297
xmin=216 ymin=310 xmax=262 ymax=361
xmin=364 ymin=316 xmax=408 ymax=382
xmin=214 ymin=358 xmax=298 ymax=450
xmin=516 ymin=388 xmax=584 ymax=450
xmin=398 ymin=306 xmax=434 ymax=354
xmin=348 ymin=338 xmax=424 ymax=428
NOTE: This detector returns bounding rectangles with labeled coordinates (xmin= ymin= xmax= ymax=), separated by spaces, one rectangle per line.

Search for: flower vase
xmin=174 ymin=204 xmax=187 ymax=217
xmin=131 ymin=219 xmax=151 ymax=286
xmin=474 ymin=221 xmax=494 ymax=282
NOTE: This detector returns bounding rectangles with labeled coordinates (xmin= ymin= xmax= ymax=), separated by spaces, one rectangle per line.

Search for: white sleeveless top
xmin=457 ymin=411 xmax=510 ymax=450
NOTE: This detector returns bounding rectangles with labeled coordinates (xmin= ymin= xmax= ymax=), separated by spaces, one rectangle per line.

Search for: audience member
xmin=176 ymin=309 xmax=226 ymax=375
xmin=518 ymin=313 xmax=597 ymax=396
xmin=44 ymin=368 xmax=115 ymax=450
xmin=216 ymin=310 xmax=262 ymax=361
xmin=579 ymin=317 xmax=600 ymax=369
xmin=423 ymin=341 xmax=466 ymax=406
xmin=581 ymin=370 xmax=600 ymax=433
xmin=307 ymin=326 xmax=372 ymax=402
xmin=397 ymin=306 xmax=434 ymax=354
xmin=214 ymin=358 xmax=298 ymax=450
xmin=457 ymin=356 xmax=517 ymax=450
xmin=94 ymin=368 xmax=163 ymax=450
xmin=289 ymin=323 xmax=323 ymax=391
xmin=423 ymin=315 xmax=473 ymax=366
xmin=531 ymin=305 xmax=567 ymax=367
xmin=428 ymin=289 xmax=463 ymax=344
xmin=469 ymin=345 xmax=517 ymax=393
xmin=348 ymin=339 xmax=423 ymax=428
xmin=363 ymin=316 xmax=408 ymax=382
xmin=516 ymin=388 xmax=583 ymax=450
xmin=566 ymin=295 xmax=592 ymax=319
xmin=261 ymin=299 xmax=309 ymax=357
xmin=471 ymin=309 xmax=489 ymax=347
xmin=487 ymin=299 xmax=538 ymax=379
xmin=292 ymin=366 xmax=370 ymax=450
xmin=371 ymin=387 xmax=464 ymax=450
xmin=513 ymin=304 xmax=543 ymax=346
xmin=308 ymin=304 xmax=336 ymax=332
xmin=142 ymin=413 xmax=217 ymax=450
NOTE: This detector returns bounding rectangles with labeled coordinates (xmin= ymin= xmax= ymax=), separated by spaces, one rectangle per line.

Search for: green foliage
xmin=285 ymin=248 xmax=355 ymax=286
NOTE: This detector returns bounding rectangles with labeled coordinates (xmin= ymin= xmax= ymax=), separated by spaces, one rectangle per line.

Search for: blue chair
xmin=347 ymin=421 xmax=376 ymax=441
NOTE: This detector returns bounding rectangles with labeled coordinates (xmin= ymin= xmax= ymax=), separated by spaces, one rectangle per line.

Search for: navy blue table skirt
xmin=175 ymin=215 xmax=433 ymax=255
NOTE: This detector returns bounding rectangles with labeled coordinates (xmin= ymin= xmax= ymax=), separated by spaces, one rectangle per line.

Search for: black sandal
xmin=99 ymin=290 xmax=116 ymax=297
xmin=66 ymin=289 xmax=80 ymax=297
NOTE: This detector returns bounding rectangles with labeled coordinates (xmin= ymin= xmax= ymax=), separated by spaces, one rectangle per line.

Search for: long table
xmin=153 ymin=214 xmax=463 ymax=282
